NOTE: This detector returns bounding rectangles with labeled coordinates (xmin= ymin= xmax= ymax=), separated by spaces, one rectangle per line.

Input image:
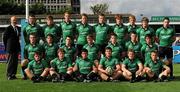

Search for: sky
xmin=80 ymin=0 xmax=180 ymax=21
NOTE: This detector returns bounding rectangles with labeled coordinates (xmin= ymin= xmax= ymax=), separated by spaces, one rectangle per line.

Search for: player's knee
xmin=166 ymin=67 xmax=171 ymax=74
xmin=117 ymin=70 xmax=122 ymax=75
xmin=21 ymin=59 xmax=28 ymax=67
xmin=127 ymin=71 xmax=132 ymax=76
xmin=146 ymin=68 xmax=151 ymax=73
xmin=122 ymin=71 xmax=126 ymax=76
xmin=24 ymin=68 xmax=29 ymax=74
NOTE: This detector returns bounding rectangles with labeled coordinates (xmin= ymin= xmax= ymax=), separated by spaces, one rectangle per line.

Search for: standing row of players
xmin=21 ymin=12 xmax=175 ymax=83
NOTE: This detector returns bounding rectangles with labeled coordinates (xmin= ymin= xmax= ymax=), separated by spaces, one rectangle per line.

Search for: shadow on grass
xmin=174 ymin=76 xmax=180 ymax=81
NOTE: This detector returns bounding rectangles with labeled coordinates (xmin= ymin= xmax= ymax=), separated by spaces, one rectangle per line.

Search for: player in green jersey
xmin=125 ymin=32 xmax=142 ymax=59
xmin=50 ymin=48 xmax=73 ymax=83
xmin=141 ymin=34 xmax=158 ymax=63
xmin=136 ymin=17 xmax=155 ymax=45
xmin=73 ymin=49 xmax=97 ymax=82
xmin=60 ymin=36 xmax=76 ymax=63
xmin=122 ymin=50 xmax=143 ymax=83
xmin=143 ymin=51 xmax=170 ymax=82
xmin=156 ymin=17 xmax=176 ymax=80
xmin=94 ymin=14 xmax=111 ymax=54
xmin=59 ymin=12 xmax=76 ymax=45
xmin=25 ymin=52 xmax=49 ymax=83
xmin=98 ymin=47 xmax=122 ymax=81
xmin=22 ymin=15 xmax=42 ymax=44
xmin=112 ymin=14 xmax=128 ymax=47
xmin=127 ymin=15 xmax=139 ymax=33
xmin=21 ymin=33 xmax=44 ymax=80
xmin=106 ymin=33 xmax=123 ymax=61
xmin=43 ymin=34 xmax=59 ymax=67
xmin=76 ymin=13 xmax=93 ymax=56
xmin=43 ymin=15 xmax=61 ymax=43
xmin=83 ymin=34 xmax=100 ymax=67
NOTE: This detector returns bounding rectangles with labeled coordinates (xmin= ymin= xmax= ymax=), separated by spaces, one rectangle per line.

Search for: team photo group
xmin=3 ymin=12 xmax=175 ymax=83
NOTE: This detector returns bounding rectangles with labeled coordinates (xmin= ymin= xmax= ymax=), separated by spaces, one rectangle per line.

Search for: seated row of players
xmin=22 ymin=32 xmax=170 ymax=83
xmin=24 ymin=47 xmax=170 ymax=83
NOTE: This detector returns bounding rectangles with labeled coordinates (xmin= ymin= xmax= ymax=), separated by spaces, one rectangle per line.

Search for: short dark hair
xmin=130 ymin=31 xmax=137 ymax=35
xmin=34 ymin=51 xmax=40 ymax=56
xmin=141 ymin=17 xmax=149 ymax=23
xmin=110 ymin=33 xmax=117 ymax=38
xmin=145 ymin=34 xmax=152 ymax=39
xmin=46 ymin=15 xmax=53 ymax=20
xmin=81 ymin=48 xmax=88 ymax=53
xmin=99 ymin=13 xmax=105 ymax=17
xmin=163 ymin=17 xmax=170 ymax=21
xmin=105 ymin=47 xmax=112 ymax=52
xmin=46 ymin=34 xmax=54 ymax=39
xmin=81 ymin=13 xmax=88 ymax=18
xmin=87 ymin=34 xmax=93 ymax=39
xmin=29 ymin=14 xmax=36 ymax=18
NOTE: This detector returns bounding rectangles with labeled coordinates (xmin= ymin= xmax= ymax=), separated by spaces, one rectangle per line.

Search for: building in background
xmin=15 ymin=0 xmax=80 ymax=14
xmin=71 ymin=0 xmax=80 ymax=14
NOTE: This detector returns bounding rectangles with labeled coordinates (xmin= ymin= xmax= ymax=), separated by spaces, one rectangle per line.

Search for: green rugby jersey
xmin=123 ymin=58 xmax=141 ymax=72
xmin=136 ymin=26 xmax=155 ymax=45
xmin=112 ymin=24 xmax=128 ymax=45
xmin=141 ymin=43 xmax=158 ymax=62
xmin=76 ymin=23 xmax=93 ymax=45
xmin=43 ymin=24 xmax=61 ymax=43
xmin=94 ymin=23 xmax=111 ymax=45
xmin=106 ymin=43 xmax=123 ymax=60
xmin=28 ymin=59 xmax=48 ymax=75
xmin=51 ymin=57 xmax=72 ymax=73
xmin=99 ymin=56 xmax=119 ymax=69
xmin=75 ymin=57 xmax=94 ymax=74
xmin=43 ymin=43 xmax=59 ymax=64
xmin=156 ymin=26 xmax=175 ymax=47
xmin=144 ymin=59 xmax=163 ymax=75
xmin=60 ymin=45 xmax=76 ymax=62
xmin=23 ymin=23 xmax=42 ymax=44
xmin=125 ymin=41 xmax=142 ymax=53
xmin=24 ymin=43 xmax=44 ymax=61
xmin=127 ymin=24 xmax=139 ymax=33
xmin=83 ymin=43 xmax=99 ymax=61
xmin=59 ymin=21 xmax=76 ymax=44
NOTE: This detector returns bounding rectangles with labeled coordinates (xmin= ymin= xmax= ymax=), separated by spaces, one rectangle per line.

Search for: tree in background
xmin=30 ymin=3 xmax=46 ymax=14
xmin=0 ymin=0 xmax=25 ymax=15
xmin=0 ymin=1 xmax=46 ymax=15
xmin=47 ymin=6 xmax=72 ymax=14
xmin=90 ymin=3 xmax=109 ymax=14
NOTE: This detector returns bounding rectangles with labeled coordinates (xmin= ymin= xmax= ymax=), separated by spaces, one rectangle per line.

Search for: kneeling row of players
xmin=24 ymin=47 xmax=170 ymax=83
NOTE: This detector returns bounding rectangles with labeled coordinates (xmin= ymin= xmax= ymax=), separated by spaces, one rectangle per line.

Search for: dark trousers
xmin=74 ymin=72 xmax=97 ymax=81
xmin=6 ymin=52 xmax=18 ymax=77
xmin=97 ymin=44 xmax=107 ymax=55
xmin=76 ymin=44 xmax=84 ymax=56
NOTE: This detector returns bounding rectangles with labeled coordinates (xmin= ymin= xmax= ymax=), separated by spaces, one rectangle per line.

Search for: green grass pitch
xmin=0 ymin=63 xmax=180 ymax=92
